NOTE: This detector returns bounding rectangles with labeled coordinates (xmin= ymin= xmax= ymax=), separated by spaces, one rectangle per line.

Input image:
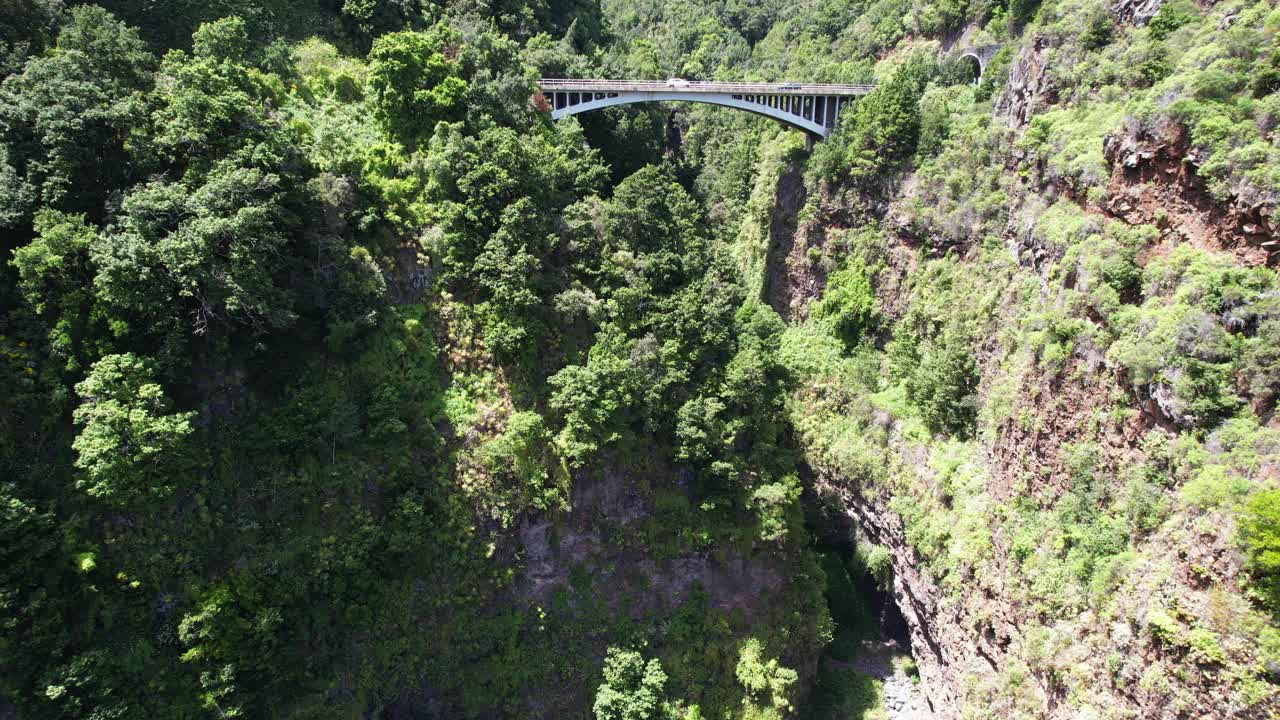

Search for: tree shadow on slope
xmin=804 ymin=548 xmax=915 ymax=719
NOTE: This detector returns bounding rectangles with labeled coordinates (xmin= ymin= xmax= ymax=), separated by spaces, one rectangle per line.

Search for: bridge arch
xmin=551 ymin=91 xmax=830 ymax=137
xmin=539 ymin=80 xmax=874 ymax=139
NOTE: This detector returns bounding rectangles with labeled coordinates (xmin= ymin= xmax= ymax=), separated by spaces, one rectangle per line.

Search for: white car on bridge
xmin=665 ymin=78 xmax=691 ymax=88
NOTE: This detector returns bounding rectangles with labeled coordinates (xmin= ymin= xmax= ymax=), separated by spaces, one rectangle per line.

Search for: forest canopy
xmin=3 ymin=0 xmax=1280 ymax=718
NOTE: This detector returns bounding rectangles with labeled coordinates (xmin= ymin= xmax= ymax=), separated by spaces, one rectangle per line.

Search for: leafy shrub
xmin=593 ymin=647 xmax=668 ymax=720
xmin=904 ymin=334 xmax=979 ymax=438
xmin=1240 ymin=489 xmax=1280 ymax=613
xmin=1088 ymin=551 xmax=1138 ymax=605
xmin=549 ymin=325 xmax=640 ymax=461
xmin=1080 ymin=8 xmax=1115 ymax=51
xmin=1186 ymin=626 xmax=1227 ymax=665
xmin=1148 ymin=0 xmax=1199 ymax=42
xmin=1146 ymin=606 xmax=1182 ymax=644
xmin=857 ymin=543 xmax=893 ymax=590
xmin=1242 ymin=317 xmax=1280 ymax=411
xmin=1138 ymin=44 xmax=1174 ymax=87
xmin=1179 ymin=465 xmax=1249 ymax=511
xmin=808 ymin=664 xmax=884 ymax=720
xmin=466 ymin=411 xmax=569 ymax=525
xmin=915 ymin=84 xmax=970 ymax=161
xmin=820 ymin=552 xmax=875 ymax=644
xmin=1007 ymin=0 xmax=1042 ymax=30
xmin=750 ymin=474 xmax=802 ymax=542
xmin=811 ymin=258 xmax=879 ymax=350
xmin=1123 ymin=464 xmax=1171 ymax=534
xmin=1109 ymin=246 xmax=1276 ymax=429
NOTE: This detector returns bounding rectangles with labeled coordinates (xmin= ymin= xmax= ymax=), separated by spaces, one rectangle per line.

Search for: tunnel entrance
xmin=961 ymin=53 xmax=982 ymax=85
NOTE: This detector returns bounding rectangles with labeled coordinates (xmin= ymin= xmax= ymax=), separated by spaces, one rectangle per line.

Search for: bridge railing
xmin=539 ymin=78 xmax=875 ymax=95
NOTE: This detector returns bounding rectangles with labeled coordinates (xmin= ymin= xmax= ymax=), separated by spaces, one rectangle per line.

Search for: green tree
xmin=10 ymin=209 xmax=96 ymax=365
xmin=593 ymin=646 xmax=668 ymax=720
xmin=750 ymin=474 xmax=801 ymax=542
xmin=425 ymin=121 xmax=605 ymax=360
xmin=550 ymin=325 xmax=639 ymax=461
xmin=0 ymin=486 xmax=79 ymax=704
xmin=0 ymin=0 xmax=62 ymax=79
xmin=811 ymin=257 xmax=878 ymax=349
xmin=1241 ymin=489 xmax=1280 ymax=613
xmin=71 ymin=353 xmax=195 ymax=505
xmin=0 ymin=5 xmax=153 ymax=223
xmin=812 ymin=56 xmax=930 ymax=184
xmin=604 ymin=164 xmax=708 ymax=293
xmin=905 ymin=334 xmax=978 ymax=438
xmin=735 ymin=638 xmax=797 ymax=716
xmin=92 ymin=165 xmax=297 ymax=342
xmin=191 ymin=14 xmax=249 ymax=60
xmin=367 ymin=26 xmax=469 ymax=147
xmin=147 ymin=16 xmax=291 ymax=173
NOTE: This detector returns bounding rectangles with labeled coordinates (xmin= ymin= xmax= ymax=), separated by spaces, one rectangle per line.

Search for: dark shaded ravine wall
xmin=758 ymin=158 xmax=966 ymax=716
xmin=764 ymin=164 xmax=817 ymax=323
xmin=808 ymin=466 xmax=973 ymax=720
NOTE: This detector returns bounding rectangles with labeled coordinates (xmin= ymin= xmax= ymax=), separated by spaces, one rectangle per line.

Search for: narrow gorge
xmin=2 ymin=0 xmax=1279 ymax=719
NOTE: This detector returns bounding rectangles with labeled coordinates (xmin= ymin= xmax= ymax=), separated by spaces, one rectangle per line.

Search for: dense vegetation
xmin=2 ymin=0 xmax=1279 ymax=718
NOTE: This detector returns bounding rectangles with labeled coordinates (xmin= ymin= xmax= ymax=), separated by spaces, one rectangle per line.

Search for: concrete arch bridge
xmin=539 ymin=79 xmax=875 ymax=139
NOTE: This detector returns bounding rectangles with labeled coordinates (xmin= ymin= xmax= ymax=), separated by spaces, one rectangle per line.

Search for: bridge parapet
xmin=538 ymin=79 xmax=875 ymax=138
xmin=540 ymin=79 xmax=875 ymax=95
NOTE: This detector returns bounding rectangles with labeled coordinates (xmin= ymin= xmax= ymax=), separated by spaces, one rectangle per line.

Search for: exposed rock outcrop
xmin=1103 ymin=122 xmax=1279 ymax=267
xmin=514 ymin=462 xmax=786 ymax=616
xmin=1109 ymin=0 xmax=1165 ymax=26
xmin=765 ymin=163 xmax=821 ymax=321
xmin=995 ymin=35 xmax=1057 ymax=128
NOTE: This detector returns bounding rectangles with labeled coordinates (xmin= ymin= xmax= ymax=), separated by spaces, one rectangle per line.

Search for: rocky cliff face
xmin=809 ymin=370 xmax=1275 ymax=718
xmin=1103 ymin=123 xmax=1278 ymax=268
xmin=503 ymin=458 xmax=822 ymax=717
xmin=812 ymin=469 xmax=968 ymax=719
xmin=994 ymin=35 xmax=1058 ymax=128
xmin=765 ymin=164 xmax=820 ymax=322
xmin=772 ymin=33 xmax=1280 ymax=712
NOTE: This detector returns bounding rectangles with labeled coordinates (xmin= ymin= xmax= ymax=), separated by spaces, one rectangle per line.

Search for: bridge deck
xmin=538 ymin=79 xmax=875 ymax=138
xmin=539 ymin=79 xmax=875 ymax=96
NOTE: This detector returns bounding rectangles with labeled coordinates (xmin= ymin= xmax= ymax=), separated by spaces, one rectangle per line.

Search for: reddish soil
xmin=1102 ymin=124 xmax=1277 ymax=268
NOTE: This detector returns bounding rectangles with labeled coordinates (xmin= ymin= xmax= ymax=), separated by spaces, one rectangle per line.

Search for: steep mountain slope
xmin=740 ymin=1 xmax=1280 ymax=717
xmin=2 ymin=0 xmax=1280 ymax=718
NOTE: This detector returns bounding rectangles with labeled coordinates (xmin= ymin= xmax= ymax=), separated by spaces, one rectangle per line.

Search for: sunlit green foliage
xmin=1109 ymin=245 xmax=1278 ymax=429
xmin=1242 ymin=489 xmax=1280 ymax=612
xmin=368 ymin=26 xmax=469 ymax=146
xmin=811 ymin=257 xmax=878 ymax=349
xmin=71 ymin=353 xmax=195 ymax=504
xmin=470 ymin=410 xmax=569 ymax=521
xmin=735 ymin=638 xmax=798 ymax=718
xmin=811 ymin=55 xmax=930 ymax=183
xmin=593 ymin=647 xmax=669 ymax=720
